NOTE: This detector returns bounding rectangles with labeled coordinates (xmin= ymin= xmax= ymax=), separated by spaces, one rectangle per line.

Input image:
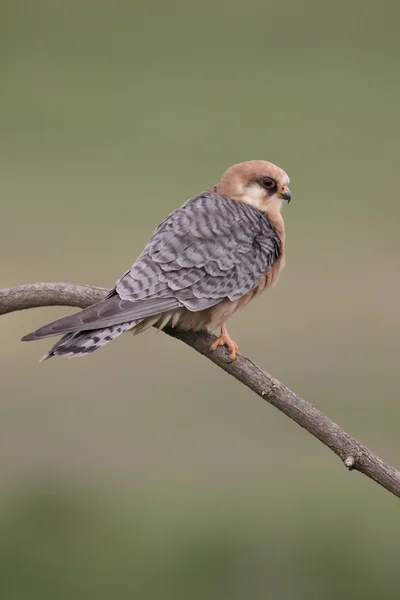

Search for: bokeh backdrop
xmin=1 ymin=1 xmax=400 ymax=598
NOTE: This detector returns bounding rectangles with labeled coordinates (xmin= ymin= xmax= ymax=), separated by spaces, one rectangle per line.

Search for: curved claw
xmin=209 ymin=325 xmax=239 ymax=360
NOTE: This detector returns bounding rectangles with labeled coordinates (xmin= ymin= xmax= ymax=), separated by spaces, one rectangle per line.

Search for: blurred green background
xmin=1 ymin=0 xmax=400 ymax=598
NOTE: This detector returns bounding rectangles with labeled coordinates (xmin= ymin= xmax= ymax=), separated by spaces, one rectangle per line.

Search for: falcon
xmin=22 ymin=160 xmax=291 ymax=361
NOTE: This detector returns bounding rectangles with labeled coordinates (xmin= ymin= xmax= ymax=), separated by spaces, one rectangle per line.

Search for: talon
xmin=209 ymin=325 xmax=239 ymax=360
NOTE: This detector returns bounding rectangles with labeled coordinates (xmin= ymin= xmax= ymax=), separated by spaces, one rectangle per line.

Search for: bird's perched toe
xmin=209 ymin=325 xmax=239 ymax=360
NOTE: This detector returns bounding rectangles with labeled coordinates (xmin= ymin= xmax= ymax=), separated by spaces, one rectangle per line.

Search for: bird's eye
xmin=261 ymin=177 xmax=275 ymax=189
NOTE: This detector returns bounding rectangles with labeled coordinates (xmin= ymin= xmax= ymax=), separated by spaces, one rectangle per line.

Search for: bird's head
xmin=217 ymin=160 xmax=291 ymax=214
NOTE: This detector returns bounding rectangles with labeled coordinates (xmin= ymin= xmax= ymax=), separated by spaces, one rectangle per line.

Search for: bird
xmin=22 ymin=160 xmax=291 ymax=361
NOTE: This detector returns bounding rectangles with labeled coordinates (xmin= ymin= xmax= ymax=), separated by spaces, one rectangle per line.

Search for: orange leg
xmin=209 ymin=324 xmax=239 ymax=360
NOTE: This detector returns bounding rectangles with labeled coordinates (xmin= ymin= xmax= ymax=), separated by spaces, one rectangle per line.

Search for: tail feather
xmin=40 ymin=321 xmax=138 ymax=361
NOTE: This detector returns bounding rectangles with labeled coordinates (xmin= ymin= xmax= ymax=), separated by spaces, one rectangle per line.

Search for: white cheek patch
xmin=243 ymin=184 xmax=284 ymax=212
xmin=242 ymin=183 xmax=266 ymax=211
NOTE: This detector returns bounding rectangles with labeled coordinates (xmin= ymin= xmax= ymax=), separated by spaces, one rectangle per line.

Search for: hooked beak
xmin=278 ymin=185 xmax=291 ymax=203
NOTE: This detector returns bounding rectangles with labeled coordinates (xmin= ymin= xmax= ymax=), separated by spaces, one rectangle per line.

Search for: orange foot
xmin=209 ymin=325 xmax=239 ymax=360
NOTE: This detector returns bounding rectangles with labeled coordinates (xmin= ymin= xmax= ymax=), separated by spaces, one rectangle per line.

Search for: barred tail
xmin=40 ymin=321 xmax=138 ymax=361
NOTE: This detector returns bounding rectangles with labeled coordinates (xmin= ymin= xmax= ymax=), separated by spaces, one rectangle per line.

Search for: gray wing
xmin=118 ymin=191 xmax=281 ymax=310
xmin=22 ymin=192 xmax=280 ymax=340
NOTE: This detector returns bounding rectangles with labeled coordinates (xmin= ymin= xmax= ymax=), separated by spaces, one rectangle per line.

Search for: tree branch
xmin=1 ymin=282 xmax=400 ymax=499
